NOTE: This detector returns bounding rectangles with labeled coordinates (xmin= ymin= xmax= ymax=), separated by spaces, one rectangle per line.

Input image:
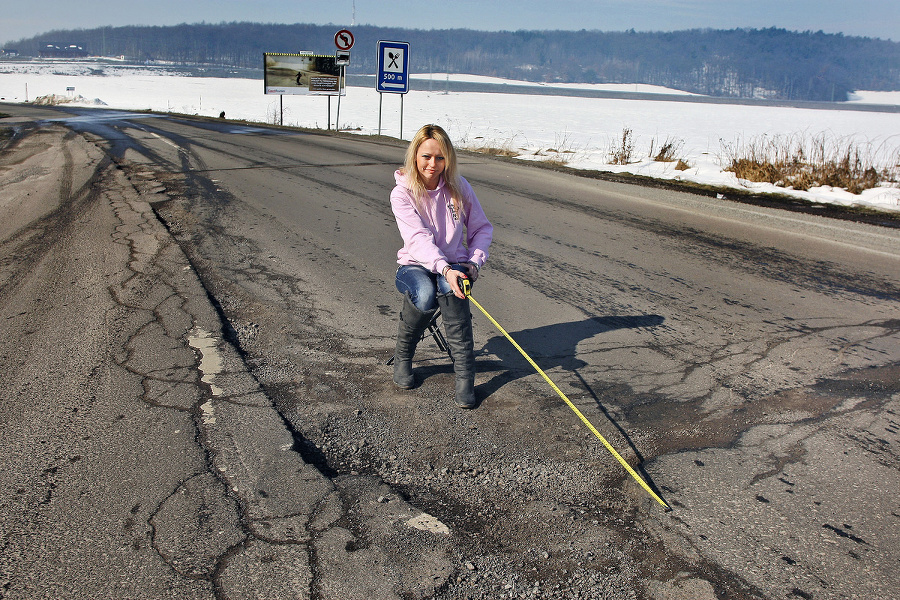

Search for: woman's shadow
xmin=473 ymin=313 xmax=666 ymax=492
xmin=476 ymin=313 xmax=665 ymax=398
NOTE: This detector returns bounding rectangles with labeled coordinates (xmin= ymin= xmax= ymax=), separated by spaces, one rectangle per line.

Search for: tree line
xmin=5 ymin=22 xmax=899 ymax=101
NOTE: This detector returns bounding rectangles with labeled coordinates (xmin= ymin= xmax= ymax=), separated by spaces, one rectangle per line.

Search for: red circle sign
xmin=335 ymin=29 xmax=354 ymax=51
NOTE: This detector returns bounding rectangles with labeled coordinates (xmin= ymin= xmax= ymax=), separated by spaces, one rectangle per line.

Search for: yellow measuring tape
xmin=463 ymin=282 xmax=669 ymax=508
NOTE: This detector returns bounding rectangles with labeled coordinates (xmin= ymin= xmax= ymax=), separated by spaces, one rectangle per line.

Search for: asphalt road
xmin=1 ymin=104 xmax=899 ymax=600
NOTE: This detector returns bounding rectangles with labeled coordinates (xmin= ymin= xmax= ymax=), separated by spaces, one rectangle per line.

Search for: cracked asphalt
xmin=0 ymin=116 xmax=455 ymax=599
xmin=1 ymin=105 xmax=899 ymax=600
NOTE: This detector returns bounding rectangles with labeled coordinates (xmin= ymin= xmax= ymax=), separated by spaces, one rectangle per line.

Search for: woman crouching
xmin=389 ymin=124 xmax=493 ymax=409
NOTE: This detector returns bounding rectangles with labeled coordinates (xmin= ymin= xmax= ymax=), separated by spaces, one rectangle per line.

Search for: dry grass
xmin=539 ymin=151 xmax=576 ymax=167
xmin=649 ymin=136 xmax=684 ymax=162
xmin=533 ymin=131 xmax=579 ymax=166
xmin=466 ymin=132 xmax=582 ymax=165
xmin=471 ymin=145 xmax=520 ymax=158
xmin=720 ymin=133 xmax=898 ymax=194
xmin=466 ymin=135 xmax=521 ymax=158
xmin=608 ymin=128 xmax=635 ymax=165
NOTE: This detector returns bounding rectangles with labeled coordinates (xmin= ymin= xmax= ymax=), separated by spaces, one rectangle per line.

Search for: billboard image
xmin=264 ymin=53 xmax=343 ymax=95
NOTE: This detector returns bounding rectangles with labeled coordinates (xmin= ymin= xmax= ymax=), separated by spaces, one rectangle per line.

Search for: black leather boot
xmin=393 ymin=294 xmax=436 ymax=389
xmin=437 ymin=292 xmax=477 ymax=408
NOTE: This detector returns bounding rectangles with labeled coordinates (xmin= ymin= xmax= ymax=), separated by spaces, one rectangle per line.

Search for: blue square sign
xmin=376 ymin=40 xmax=410 ymax=94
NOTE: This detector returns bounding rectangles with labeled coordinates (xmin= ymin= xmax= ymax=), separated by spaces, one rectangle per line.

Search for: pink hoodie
xmin=390 ymin=169 xmax=493 ymax=275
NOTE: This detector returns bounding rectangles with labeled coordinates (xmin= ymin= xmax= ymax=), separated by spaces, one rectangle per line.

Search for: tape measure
xmin=464 ymin=284 xmax=668 ymax=509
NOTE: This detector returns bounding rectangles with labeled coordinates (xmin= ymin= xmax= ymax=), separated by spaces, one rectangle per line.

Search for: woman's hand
xmin=443 ymin=266 xmax=469 ymax=299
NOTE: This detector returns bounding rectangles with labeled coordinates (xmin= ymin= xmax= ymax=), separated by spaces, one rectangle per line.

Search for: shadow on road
xmin=419 ymin=312 xmax=664 ymax=410
xmin=468 ymin=314 xmax=666 ymax=495
xmin=477 ymin=313 xmax=665 ymax=394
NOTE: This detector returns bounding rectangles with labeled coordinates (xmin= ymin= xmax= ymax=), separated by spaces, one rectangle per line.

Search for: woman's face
xmin=416 ymin=137 xmax=446 ymax=190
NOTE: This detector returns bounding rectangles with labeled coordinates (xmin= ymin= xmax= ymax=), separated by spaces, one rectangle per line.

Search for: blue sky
xmin=2 ymin=0 xmax=897 ymax=46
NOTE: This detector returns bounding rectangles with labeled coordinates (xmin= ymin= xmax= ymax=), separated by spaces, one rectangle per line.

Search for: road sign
xmin=335 ymin=50 xmax=350 ymax=66
xmin=376 ymin=40 xmax=410 ymax=94
xmin=335 ymin=29 xmax=354 ymax=51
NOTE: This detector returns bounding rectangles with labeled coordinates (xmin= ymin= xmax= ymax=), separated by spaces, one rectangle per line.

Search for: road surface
xmin=1 ymin=104 xmax=899 ymax=599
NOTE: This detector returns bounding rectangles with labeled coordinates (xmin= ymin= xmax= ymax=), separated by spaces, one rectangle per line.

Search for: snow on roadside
xmin=2 ymin=61 xmax=898 ymax=212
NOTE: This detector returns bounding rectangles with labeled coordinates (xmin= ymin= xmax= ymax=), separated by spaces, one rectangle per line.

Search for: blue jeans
xmin=396 ymin=264 xmax=468 ymax=311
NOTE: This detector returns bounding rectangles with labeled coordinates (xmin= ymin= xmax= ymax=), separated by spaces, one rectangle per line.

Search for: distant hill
xmin=5 ymin=23 xmax=899 ymax=101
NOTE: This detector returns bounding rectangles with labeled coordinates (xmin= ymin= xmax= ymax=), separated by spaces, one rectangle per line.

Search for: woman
xmin=390 ymin=124 xmax=493 ymax=409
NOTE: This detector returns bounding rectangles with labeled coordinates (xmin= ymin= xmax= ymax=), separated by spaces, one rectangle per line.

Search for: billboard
xmin=264 ymin=53 xmax=343 ymax=95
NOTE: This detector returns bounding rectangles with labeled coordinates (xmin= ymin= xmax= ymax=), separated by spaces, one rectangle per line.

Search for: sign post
xmin=334 ymin=30 xmax=354 ymax=132
xmin=376 ymin=40 xmax=410 ymax=138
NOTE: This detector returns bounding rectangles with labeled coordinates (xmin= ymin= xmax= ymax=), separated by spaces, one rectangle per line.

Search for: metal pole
xmin=400 ymin=94 xmax=404 ymax=140
xmin=336 ymin=66 xmax=343 ymax=132
xmin=280 ymin=95 xmax=283 ymax=126
xmin=328 ymin=97 xmax=332 ymax=130
xmin=378 ymin=93 xmax=383 ymax=136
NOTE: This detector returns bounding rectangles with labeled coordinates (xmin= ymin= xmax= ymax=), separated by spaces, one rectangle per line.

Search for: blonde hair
xmin=401 ymin=124 xmax=465 ymax=217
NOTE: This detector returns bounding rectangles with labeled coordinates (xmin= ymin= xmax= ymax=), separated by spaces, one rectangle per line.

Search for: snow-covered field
xmin=2 ymin=60 xmax=899 ymax=212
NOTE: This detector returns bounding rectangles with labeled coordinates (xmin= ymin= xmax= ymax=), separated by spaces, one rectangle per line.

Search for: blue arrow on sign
xmin=376 ymin=40 xmax=410 ymax=94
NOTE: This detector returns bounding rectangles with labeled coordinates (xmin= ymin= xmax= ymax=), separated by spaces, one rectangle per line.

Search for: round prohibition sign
xmin=334 ymin=29 xmax=354 ymax=51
